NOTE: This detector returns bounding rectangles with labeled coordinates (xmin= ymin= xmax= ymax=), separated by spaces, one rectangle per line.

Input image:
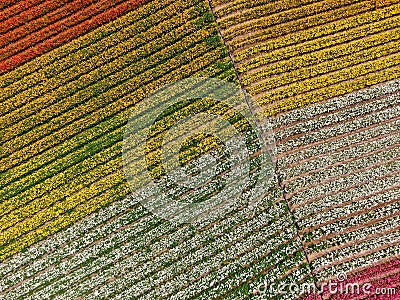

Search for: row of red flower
xmin=0 ymin=0 xmax=148 ymax=74
xmin=0 ymin=0 xmax=71 ymax=35
xmin=0 ymin=0 xmax=48 ymax=20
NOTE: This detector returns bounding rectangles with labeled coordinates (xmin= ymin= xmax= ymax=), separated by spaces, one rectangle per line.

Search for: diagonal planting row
xmin=0 ymin=183 xmax=309 ymax=299
xmin=0 ymin=0 xmax=177 ymax=89
xmin=270 ymin=79 xmax=400 ymax=294
xmin=211 ymin=0 xmax=400 ymax=116
xmin=0 ymin=0 xmax=41 ymax=14
xmin=0 ymin=0 xmax=313 ymax=298
xmin=0 ymin=0 xmax=232 ymax=261
xmin=212 ymin=1 xmax=400 ymax=293
xmin=0 ymin=0 xmax=151 ymax=74
xmin=0 ymin=0 xmax=70 ymax=36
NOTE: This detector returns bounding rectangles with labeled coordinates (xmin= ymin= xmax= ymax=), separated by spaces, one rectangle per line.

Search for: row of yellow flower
xmin=0 ymin=0 xmax=206 ymax=124
xmin=1 ymin=107 xmax=241 ymax=256
xmin=258 ymin=51 xmax=400 ymax=107
xmin=2 ymin=23 xmax=216 ymax=160
xmin=0 ymin=49 xmax=232 ymax=262
xmin=377 ymin=0 xmax=399 ymax=7
xmin=2 ymin=82 xmax=252 ymax=249
xmin=244 ymin=18 xmax=399 ymax=81
xmin=1 ymin=40 xmax=221 ymax=176
xmin=211 ymin=0 xmax=232 ymax=8
xmin=221 ymin=0 xmax=320 ymax=31
xmin=0 ymin=151 xmax=123 ymax=233
xmin=143 ymin=107 xmax=251 ymax=179
xmin=253 ymin=41 xmax=400 ymax=97
xmin=0 ymin=174 xmax=130 ymax=262
xmin=1 ymin=109 xmax=129 ymax=193
xmin=239 ymin=11 xmax=400 ymax=77
xmin=232 ymin=1 xmax=396 ymax=57
xmin=212 ymin=0 xmax=400 ymax=116
xmin=0 ymin=0 xmax=179 ymax=91
xmin=246 ymin=31 xmax=400 ymax=95
xmin=0 ymin=167 xmax=125 ymax=248
xmin=1 ymin=128 xmax=127 ymax=214
xmin=236 ymin=4 xmax=400 ymax=68
xmin=214 ymin=0 xmax=270 ymax=18
xmin=1 ymin=49 xmax=229 ymax=199
xmin=2 ymin=45 xmax=226 ymax=205
xmin=263 ymin=64 xmax=400 ymax=116
xmin=223 ymin=0 xmax=361 ymax=40
xmin=2 ymin=77 xmax=233 ymax=236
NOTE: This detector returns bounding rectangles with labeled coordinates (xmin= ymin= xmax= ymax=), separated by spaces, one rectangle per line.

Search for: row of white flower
xmin=2 ymin=140 xmax=249 ymax=293
xmin=114 ymin=221 xmax=295 ymax=300
xmin=316 ymin=238 xmax=400 ymax=282
xmin=293 ymin=148 xmax=399 ymax=206
xmin=284 ymin=131 xmax=399 ymax=187
xmin=311 ymin=212 xmax=400 ymax=255
xmin=278 ymin=118 xmax=399 ymax=173
xmin=288 ymin=147 xmax=399 ymax=198
xmin=164 ymin=231 xmax=301 ymax=300
xmin=285 ymin=141 xmax=400 ymax=193
xmin=58 ymin=200 xmax=289 ymax=300
xmin=178 ymin=244 xmax=307 ymax=300
xmin=308 ymin=192 xmax=400 ymax=251
xmin=0 ymin=194 xmax=144 ymax=282
xmin=308 ymin=200 xmax=400 ymax=282
xmin=295 ymin=166 xmax=400 ymax=224
xmin=271 ymin=79 xmax=400 ymax=285
xmin=0 ymin=206 xmax=150 ymax=286
xmin=274 ymin=87 xmax=400 ymax=142
xmin=277 ymin=103 xmax=400 ymax=155
xmin=1 ymin=191 xmax=296 ymax=299
xmin=4 ymin=213 xmax=160 ymax=299
xmin=271 ymin=78 xmax=400 ymax=130
xmin=301 ymin=184 xmax=400 ymax=235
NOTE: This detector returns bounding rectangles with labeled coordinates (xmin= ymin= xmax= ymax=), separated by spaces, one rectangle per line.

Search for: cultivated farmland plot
xmin=1 ymin=0 xmax=399 ymax=298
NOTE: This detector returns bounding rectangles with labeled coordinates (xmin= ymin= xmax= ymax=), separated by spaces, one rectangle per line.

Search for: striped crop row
xmin=0 ymin=0 xmax=150 ymax=73
xmin=0 ymin=0 xmax=313 ymax=298
xmin=270 ymin=79 xmax=400 ymax=286
xmin=0 ymin=0 xmax=232 ymax=262
xmin=211 ymin=0 xmax=400 ymax=115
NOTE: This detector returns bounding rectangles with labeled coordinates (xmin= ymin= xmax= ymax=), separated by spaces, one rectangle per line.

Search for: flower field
xmin=210 ymin=0 xmax=400 ymax=295
xmin=270 ymin=79 xmax=400 ymax=288
xmin=0 ymin=0 xmax=312 ymax=299
xmin=0 ymin=0 xmax=152 ymax=73
xmin=211 ymin=0 xmax=400 ymax=116
xmin=1 ymin=0 xmax=399 ymax=298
